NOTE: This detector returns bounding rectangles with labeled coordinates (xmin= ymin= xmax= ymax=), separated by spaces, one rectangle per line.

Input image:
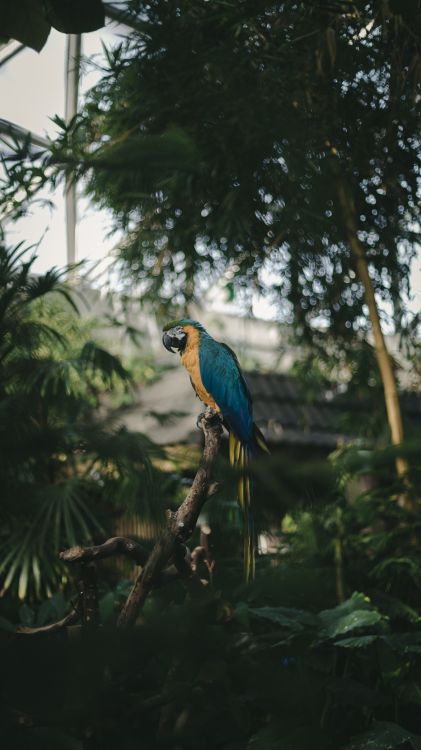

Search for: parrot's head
xmin=162 ymin=319 xmax=204 ymax=354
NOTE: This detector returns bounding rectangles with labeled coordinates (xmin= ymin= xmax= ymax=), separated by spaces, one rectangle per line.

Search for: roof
xmin=246 ymin=372 xmax=345 ymax=448
xmin=117 ymin=368 xmax=421 ymax=449
xmin=248 ymin=372 xmax=421 ymax=447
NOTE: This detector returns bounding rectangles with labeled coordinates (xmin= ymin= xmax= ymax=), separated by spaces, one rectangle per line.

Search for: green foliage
xmin=343 ymin=723 xmax=421 ymax=750
xmin=4 ymin=344 xmax=419 ymax=748
xmin=4 ymin=582 xmax=421 ymax=749
xmin=290 ymin=340 xmax=391 ymax=442
xmin=1 ymin=5 xmax=421 ymax=746
xmin=0 ymin=244 xmax=163 ymax=600
xmin=2 ymin=1 xmax=419 ymax=340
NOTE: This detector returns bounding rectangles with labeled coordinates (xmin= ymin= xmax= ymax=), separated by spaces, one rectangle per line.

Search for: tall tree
xmin=1 ymin=1 xmax=419 ymax=462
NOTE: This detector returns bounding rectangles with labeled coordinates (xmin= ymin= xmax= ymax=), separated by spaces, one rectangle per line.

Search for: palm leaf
xmin=80 ymin=341 xmax=132 ymax=383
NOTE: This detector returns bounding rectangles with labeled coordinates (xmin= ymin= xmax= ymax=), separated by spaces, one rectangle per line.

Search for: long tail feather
xmin=244 ymin=449 xmax=255 ymax=580
xmin=229 ymin=434 xmax=255 ymax=581
xmin=253 ymin=423 xmax=270 ymax=455
xmin=229 ymin=431 xmax=236 ymax=466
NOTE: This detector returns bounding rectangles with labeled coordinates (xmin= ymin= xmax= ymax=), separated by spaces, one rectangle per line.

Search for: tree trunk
xmin=336 ymin=178 xmax=408 ymax=479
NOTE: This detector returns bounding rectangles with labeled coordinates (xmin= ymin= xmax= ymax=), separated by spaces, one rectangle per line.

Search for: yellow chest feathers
xmin=181 ymin=326 xmax=220 ymax=411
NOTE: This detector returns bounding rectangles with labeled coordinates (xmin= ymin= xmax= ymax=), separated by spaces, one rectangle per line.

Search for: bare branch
xmin=191 ymin=545 xmax=206 ymax=572
xmin=60 ymin=536 xmax=149 ymax=566
xmin=16 ymin=599 xmax=82 ymax=635
xmin=117 ymin=409 xmax=223 ymax=628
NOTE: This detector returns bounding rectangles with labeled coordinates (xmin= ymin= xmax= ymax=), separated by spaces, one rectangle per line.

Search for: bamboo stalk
xmin=336 ymin=176 xmax=408 ymax=479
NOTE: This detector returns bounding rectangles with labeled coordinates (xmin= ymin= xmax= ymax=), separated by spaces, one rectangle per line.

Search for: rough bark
xmin=60 ymin=536 xmax=149 ymax=567
xmin=117 ymin=408 xmax=222 ymax=628
xmin=61 ymin=539 xmax=193 ymax=588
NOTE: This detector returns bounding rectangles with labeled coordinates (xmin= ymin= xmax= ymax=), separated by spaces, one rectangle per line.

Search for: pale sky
xmin=0 ymin=26 xmax=120 ymax=279
xmin=0 ymin=26 xmax=419 ymax=322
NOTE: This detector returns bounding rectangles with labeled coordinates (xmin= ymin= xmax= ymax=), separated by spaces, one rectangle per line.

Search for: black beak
xmin=162 ymin=332 xmax=176 ymax=353
xmin=162 ymin=331 xmax=186 ymax=353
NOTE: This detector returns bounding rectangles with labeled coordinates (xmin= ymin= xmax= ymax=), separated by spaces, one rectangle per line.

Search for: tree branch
xmin=60 ymin=537 xmax=191 ymax=589
xmin=16 ymin=598 xmax=82 ymax=635
xmin=25 ymin=408 xmax=222 ymax=636
xmin=117 ymin=408 xmax=223 ymax=628
xmin=59 ymin=536 xmax=149 ymax=566
xmin=15 ymin=564 xmax=100 ymax=635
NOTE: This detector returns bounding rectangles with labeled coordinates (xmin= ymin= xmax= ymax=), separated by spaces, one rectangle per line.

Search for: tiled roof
xmin=245 ymin=372 xmax=346 ymax=448
xmin=117 ymin=367 xmax=421 ymax=449
xmin=245 ymin=372 xmax=421 ymax=448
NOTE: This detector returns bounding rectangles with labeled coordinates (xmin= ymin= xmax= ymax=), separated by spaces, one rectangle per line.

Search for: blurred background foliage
xmin=1 ymin=1 xmax=421 ymax=749
xmin=0 ymin=242 xmax=171 ymax=604
xmin=3 ymin=0 xmax=419 ymax=343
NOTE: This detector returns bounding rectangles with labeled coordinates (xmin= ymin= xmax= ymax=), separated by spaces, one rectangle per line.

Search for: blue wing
xmin=199 ymin=335 xmax=254 ymax=447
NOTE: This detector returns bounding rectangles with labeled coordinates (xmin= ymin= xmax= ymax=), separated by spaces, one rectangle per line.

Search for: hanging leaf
xmin=0 ymin=0 xmax=105 ymax=52
xmin=46 ymin=0 xmax=105 ymax=34
xmin=1 ymin=0 xmax=50 ymax=51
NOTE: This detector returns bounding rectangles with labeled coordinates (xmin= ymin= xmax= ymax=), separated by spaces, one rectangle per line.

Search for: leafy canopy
xmin=2 ymin=2 xmax=419 ymax=348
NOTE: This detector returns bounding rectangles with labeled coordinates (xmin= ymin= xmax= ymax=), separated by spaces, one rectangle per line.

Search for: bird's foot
xmin=196 ymin=411 xmax=207 ymax=429
xmin=197 ymin=408 xmax=222 ymax=429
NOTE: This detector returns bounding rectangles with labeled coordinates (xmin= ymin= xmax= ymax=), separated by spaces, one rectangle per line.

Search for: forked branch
xmin=117 ymin=408 xmax=222 ymax=627
xmin=41 ymin=408 xmax=222 ymax=633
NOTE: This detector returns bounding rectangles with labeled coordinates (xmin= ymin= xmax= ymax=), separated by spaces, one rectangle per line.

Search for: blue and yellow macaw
xmin=162 ymin=319 xmax=269 ymax=580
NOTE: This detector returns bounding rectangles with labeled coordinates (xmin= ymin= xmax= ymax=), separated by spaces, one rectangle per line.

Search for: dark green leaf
xmin=250 ymin=605 xmax=319 ymax=632
xmin=1 ymin=0 xmax=50 ymax=51
xmin=18 ymin=603 xmax=34 ymax=627
xmin=99 ymin=591 xmax=116 ymax=623
xmin=319 ymin=593 xmax=384 ymax=639
xmin=384 ymin=633 xmax=421 ymax=655
xmin=248 ymin=722 xmax=330 ymax=750
xmin=343 ymin=722 xmax=421 ymax=750
xmin=46 ymin=0 xmax=105 ymax=34
xmin=335 ymin=635 xmax=379 ymax=649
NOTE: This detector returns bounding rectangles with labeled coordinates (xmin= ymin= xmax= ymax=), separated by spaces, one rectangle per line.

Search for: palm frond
xmin=25 ymin=268 xmax=79 ymax=314
xmin=80 ymin=340 xmax=132 ymax=383
xmin=0 ymin=242 xmax=158 ymax=601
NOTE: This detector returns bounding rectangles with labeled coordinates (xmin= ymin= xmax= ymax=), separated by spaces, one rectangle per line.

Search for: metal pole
xmin=64 ymin=34 xmax=81 ymax=267
xmin=0 ymin=118 xmax=50 ymax=150
xmin=0 ymin=43 xmax=25 ymax=68
xmin=0 ymin=119 xmax=51 ymax=225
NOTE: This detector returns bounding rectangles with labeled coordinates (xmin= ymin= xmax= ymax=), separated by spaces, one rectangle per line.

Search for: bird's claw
xmin=196 ymin=411 xmax=207 ymax=429
xmin=197 ymin=408 xmax=223 ymax=429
